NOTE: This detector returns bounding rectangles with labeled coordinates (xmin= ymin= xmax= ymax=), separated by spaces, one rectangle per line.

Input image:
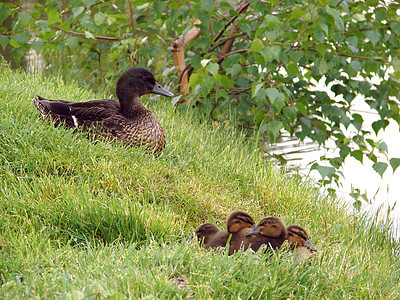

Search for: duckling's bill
xmin=246 ymin=224 xmax=259 ymax=235
xmin=152 ymin=82 xmax=174 ymax=97
xmin=303 ymin=239 xmax=317 ymax=252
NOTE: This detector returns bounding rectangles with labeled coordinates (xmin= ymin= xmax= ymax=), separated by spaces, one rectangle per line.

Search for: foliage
xmin=1 ymin=0 xmax=400 ymax=201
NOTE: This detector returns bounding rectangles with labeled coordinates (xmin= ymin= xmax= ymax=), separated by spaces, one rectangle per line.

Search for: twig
xmin=212 ymin=1 xmax=250 ymax=42
xmin=51 ymin=25 xmax=121 ymax=41
xmin=61 ymin=0 xmax=111 ymax=14
xmin=216 ymin=49 xmax=248 ymax=64
xmin=127 ymin=0 xmax=136 ymax=35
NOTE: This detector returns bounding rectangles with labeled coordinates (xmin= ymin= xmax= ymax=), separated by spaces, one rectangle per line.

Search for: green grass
xmin=0 ymin=61 xmax=399 ymax=298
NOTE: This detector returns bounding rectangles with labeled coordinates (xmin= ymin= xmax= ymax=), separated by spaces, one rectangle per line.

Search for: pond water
xmin=268 ymin=96 xmax=400 ymax=239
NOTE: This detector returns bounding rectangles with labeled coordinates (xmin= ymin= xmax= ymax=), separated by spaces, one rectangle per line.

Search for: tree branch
xmin=216 ymin=49 xmax=249 ymax=64
xmin=212 ymin=1 xmax=250 ymax=43
xmin=51 ymin=25 xmax=121 ymax=41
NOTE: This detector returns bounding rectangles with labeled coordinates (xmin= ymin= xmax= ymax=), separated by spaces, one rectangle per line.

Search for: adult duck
xmin=245 ymin=217 xmax=288 ymax=253
xmin=32 ymin=67 xmax=174 ymax=152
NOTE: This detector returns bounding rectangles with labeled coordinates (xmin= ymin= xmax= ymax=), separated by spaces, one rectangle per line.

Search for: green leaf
xmin=350 ymin=150 xmax=363 ymax=163
xmin=11 ymin=47 xmax=25 ymax=62
xmin=252 ymin=82 xmax=264 ymax=98
xmin=390 ymin=158 xmax=400 ymax=173
xmin=266 ymin=120 xmax=283 ymax=143
xmin=265 ymin=88 xmax=285 ymax=112
xmin=353 ymin=14 xmax=366 ymax=22
xmin=84 ymin=31 xmax=96 ymax=39
xmin=0 ymin=5 xmax=11 ymax=23
xmin=282 ymin=106 xmax=298 ymax=123
xmin=249 ymin=37 xmax=264 ymax=53
xmin=83 ymin=0 xmax=97 ymax=7
xmin=65 ymin=37 xmax=78 ymax=49
xmin=372 ymin=162 xmax=388 ymax=178
xmin=314 ymin=165 xmax=336 ymax=180
xmin=315 ymin=44 xmax=329 ymax=57
xmin=265 ymin=14 xmax=279 ymax=28
xmin=205 ymin=62 xmax=219 ymax=76
xmin=47 ymin=9 xmax=61 ymax=24
xmin=31 ymin=40 xmax=44 ymax=53
xmin=392 ymin=58 xmax=400 ymax=72
xmin=286 ymin=62 xmax=301 ymax=76
xmin=72 ymin=7 xmax=84 ymax=18
xmin=318 ymin=59 xmax=330 ymax=74
xmin=325 ymin=6 xmax=344 ymax=31
xmin=0 ymin=35 xmax=8 ymax=50
xmin=391 ymin=22 xmax=400 ymax=36
xmin=12 ymin=32 xmax=31 ymax=46
xmin=36 ymin=20 xmax=49 ymax=30
xmin=366 ymin=30 xmax=380 ymax=47
xmin=94 ymin=13 xmax=105 ymax=26
xmin=374 ymin=7 xmax=387 ymax=22
xmin=17 ymin=12 xmax=32 ymax=28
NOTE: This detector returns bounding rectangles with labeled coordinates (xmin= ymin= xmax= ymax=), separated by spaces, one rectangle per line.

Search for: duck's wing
xmin=33 ymin=95 xmax=120 ymax=128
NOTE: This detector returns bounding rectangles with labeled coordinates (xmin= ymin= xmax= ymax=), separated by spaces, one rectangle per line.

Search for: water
xmin=268 ymin=97 xmax=400 ymax=238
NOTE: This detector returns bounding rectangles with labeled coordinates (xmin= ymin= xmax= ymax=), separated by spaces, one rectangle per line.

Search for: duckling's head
xmin=195 ymin=223 xmax=220 ymax=244
xmin=116 ymin=67 xmax=174 ymax=100
xmin=287 ymin=225 xmax=317 ymax=252
xmin=226 ymin=211 xmax=255 ymax=233
xmin=247 ymin=217 xmax=286 ymax=238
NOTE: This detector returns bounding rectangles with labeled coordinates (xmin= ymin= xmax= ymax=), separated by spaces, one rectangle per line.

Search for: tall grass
xmin=0 ymin=61 xmax=399 ymax=298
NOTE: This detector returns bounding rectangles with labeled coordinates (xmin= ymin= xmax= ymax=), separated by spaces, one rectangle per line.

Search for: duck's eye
xmin=296 ymin=232 xmax=304 ymax=237
xmin=263 ymin=221 xmax=270 ymax=225
xmin=238 ymin=217 xmax=252 ymax=224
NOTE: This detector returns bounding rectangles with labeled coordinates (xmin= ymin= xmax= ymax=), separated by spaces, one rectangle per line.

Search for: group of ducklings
xmin=193 ymin=211 xmax=316 ymax=260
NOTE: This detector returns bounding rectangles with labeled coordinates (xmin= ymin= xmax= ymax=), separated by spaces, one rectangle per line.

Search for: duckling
xmin=32 ymin=67 xmax=174 ymax=152
xmin=245 ymin=217 xmax=288 ymax=253
xmin=205 ymin=211 xmax=255 ymax=253
xmin=287 ymin=224 xmax=317 ymax=250
xmin=194 ymin=223 xmax=223 ymax=246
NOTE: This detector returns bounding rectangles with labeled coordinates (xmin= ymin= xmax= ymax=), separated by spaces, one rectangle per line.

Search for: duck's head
xmin=287 ymin=225 xmax=317 ymax=252
xmin=116 ymin=67 xmax=174 ymax=100
xmin=194 ymin=223 xmax=220 ymax=244
xmin=247 ymin=217 xmax=286 ymax=238
xmin=226 ymin=211 xmax=255 ymax=233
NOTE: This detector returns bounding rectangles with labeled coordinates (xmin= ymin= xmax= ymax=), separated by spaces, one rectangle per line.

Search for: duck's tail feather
xmin=32 ymin=95 xmax=76 ymax=128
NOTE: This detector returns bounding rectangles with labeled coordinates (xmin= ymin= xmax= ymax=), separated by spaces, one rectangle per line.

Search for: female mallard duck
xmin=32 ymin=67 xmax=174 ymax=152
xmin=244 ymin=217 xmax=288 ymax=253
xmin=194 ymin=223 xmax=224 ymax=246
xmin=204 ymin=211 xmax=255 ymax=253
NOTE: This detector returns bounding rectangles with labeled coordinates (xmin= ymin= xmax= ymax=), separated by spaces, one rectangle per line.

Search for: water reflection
xmin=267 ymin=117 xmax=400 ymax=239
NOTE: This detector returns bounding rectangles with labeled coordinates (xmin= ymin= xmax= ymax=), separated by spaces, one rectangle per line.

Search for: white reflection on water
xmin=268 ymin=95 xmax=400 ymax=238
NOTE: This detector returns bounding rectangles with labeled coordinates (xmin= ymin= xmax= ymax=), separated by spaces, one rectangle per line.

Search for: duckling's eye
xmin=263 ymin=221 xmax=270 ymax=225
xmin=238 ymin=217 xmax=252 ymax=224
xmin=296 ymin=232 xmax=304 ymax=238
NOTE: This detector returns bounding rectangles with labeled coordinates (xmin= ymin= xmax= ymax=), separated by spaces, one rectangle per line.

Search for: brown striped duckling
xmin=245 ymin=217 xmax=288 ymax=253
xmin=205 ymin=211 xmax=255 ymax=253
xmin=33 ymin=67 xmax=174 ymax=152
xmin=287 ymin=224 xmax=317 ymax=252
xmin=193 ymin=223 xmax=223 ymax=246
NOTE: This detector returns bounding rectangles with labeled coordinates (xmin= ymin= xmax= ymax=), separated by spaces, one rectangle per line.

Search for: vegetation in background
xmin=1 ymin=58 xmax=399 ymax=299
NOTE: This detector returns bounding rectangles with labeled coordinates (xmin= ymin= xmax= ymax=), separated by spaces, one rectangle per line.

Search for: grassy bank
xmin=0 ymin=62 xmax=399 ymax=298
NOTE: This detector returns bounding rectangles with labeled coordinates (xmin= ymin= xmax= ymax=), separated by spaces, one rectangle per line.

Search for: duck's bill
xmin=152 ymin=82 xmax=174 ymax=97
xmin=246 ymin=225 xmax=260 ymax=235
xmin=303 ymin=239 xmax=317 ymax=252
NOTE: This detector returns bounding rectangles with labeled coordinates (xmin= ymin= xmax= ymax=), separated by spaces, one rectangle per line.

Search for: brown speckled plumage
xmin=32 ymin=67 xmax=173 ymax=152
